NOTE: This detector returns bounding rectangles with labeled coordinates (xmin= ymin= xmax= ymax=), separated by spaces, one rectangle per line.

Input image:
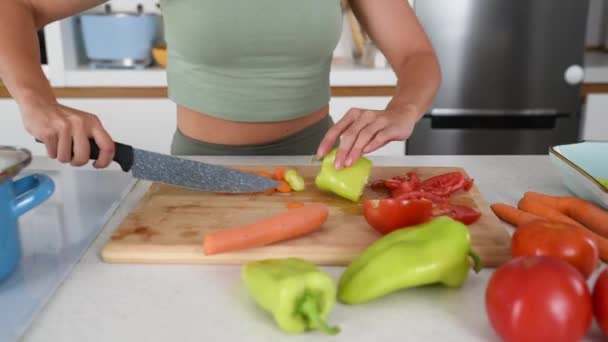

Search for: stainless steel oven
xmin=407 ymin=0 xmax=590 ymax=155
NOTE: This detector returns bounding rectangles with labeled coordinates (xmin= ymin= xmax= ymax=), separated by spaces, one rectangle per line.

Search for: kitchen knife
xmin=37 ymin=138 xmax=280 ymax=193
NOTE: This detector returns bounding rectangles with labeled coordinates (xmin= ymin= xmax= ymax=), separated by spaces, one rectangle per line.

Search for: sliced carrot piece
xmin=273 ymin=167 xmax=286 ymax=181
xmin=276 ymin=181 xmax=292 ymax=193
xmin=203 ymin=203 xmax=329 ymax=255
xmin=238 ymin=169 xmax=274 ymax=178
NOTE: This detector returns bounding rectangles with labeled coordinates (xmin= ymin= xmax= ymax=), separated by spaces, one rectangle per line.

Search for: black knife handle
xmin=35 ymin=138 xmax=134 ymax=172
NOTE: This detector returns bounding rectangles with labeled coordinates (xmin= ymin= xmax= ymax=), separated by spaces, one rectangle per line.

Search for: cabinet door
xmin=582 ymin=94 xmax=608 ymax=141
xmin=329 ymin=97 xmax=406 ymax=156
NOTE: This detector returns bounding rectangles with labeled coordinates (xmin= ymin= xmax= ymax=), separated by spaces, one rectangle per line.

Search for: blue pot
xmin=79 ymin=13 xmax=159 ymax=67
xmin=0 ymin=147 xmax=54 ymax=283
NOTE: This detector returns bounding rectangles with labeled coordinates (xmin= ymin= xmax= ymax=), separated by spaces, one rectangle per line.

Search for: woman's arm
xmin=0 ymin=0 xmax=115 ymax=168
xmin=317 ymin=0 xmax=441 ymax=168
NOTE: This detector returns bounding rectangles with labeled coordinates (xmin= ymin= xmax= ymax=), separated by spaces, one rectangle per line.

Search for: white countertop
xmin=11 ymin=156 xmax=608 ymax=341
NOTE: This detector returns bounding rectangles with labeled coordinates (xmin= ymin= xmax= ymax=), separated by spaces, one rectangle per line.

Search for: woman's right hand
xmin=21 ymin=100 xmax=115 ymax=168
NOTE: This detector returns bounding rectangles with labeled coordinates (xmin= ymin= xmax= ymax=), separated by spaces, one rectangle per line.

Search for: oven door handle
xmin=425 ymin=112 xmax=565 ymax=130
xmin=430 ymin=108 xmax=559 ymax=117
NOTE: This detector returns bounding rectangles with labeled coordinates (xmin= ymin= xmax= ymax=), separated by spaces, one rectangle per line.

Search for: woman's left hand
xmin=316 ymin=104 xmax=419 ymax=169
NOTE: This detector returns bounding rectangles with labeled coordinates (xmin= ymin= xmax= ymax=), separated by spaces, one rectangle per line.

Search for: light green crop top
xmin=159 ymin=0 xmax=343 ymax=122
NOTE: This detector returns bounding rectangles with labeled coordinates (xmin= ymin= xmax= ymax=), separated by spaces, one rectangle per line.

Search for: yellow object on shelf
xmin=152 ymin=46 xmax=167 ymax=68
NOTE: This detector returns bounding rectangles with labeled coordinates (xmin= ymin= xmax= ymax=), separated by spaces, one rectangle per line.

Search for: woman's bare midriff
xmin=176 ymin=104 xmax=330 ymax=145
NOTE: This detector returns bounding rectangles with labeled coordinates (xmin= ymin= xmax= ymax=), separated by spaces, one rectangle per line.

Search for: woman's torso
xmin=159 ymin=0 xmax=343 ymax=145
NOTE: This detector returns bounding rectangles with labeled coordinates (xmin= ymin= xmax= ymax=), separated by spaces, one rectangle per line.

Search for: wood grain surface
xmin=101 ymin=165 xmax=512 ymax=267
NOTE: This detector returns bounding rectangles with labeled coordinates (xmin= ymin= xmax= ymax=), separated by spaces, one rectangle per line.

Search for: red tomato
xmin=593 ymin=267 xmax=608 ymax=337
xmin=363 ymin=198 xmax=433 ymax=234
xmin=486 ymin=256 xmax=593 ymax=342
xmin=443 ymin=204 xmax=481 ymax=224
xmin=511 ymin=220 xmax=599 ymax=279
xmin=393 ymin=191 xmax=449 ymax=205
xmin=420 ymin=172 xmax=474 ymax=197
xmin=388 ymin=172 xmax=421 ymax=196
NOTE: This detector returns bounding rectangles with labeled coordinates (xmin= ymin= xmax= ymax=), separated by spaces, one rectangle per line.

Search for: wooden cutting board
xmin=101 ymin=166 xmax=512 ymax=267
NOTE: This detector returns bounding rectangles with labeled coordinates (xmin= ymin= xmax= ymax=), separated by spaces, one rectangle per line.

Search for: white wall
xmin=582 ymin=94 xmax=608 ymax=141
xmin=586 ymin=0 xmax=607 ymax=47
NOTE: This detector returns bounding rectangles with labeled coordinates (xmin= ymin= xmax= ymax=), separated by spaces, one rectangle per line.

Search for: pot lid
xmin=0 ymin=146 xmax=32 ymax=184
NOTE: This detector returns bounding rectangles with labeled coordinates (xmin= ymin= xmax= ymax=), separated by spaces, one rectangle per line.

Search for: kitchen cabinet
xmin=1 ymin=97 xmax=406 ymax=157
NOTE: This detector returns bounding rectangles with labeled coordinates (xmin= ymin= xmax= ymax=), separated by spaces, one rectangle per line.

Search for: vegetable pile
xmin=491 ymin=191 xmax=608 ymax=262
xmin=201 ymin=151 xmax=608 ymax=338
xmin=487 ymin=190 xmax=608 ymax=340
xmin=201 ymin=150 xmax=608 ymax=339
xmin=244 ymin=166 xmax=307 ymax=193
xmin=199 ymin=148 xmax=493 ymax=335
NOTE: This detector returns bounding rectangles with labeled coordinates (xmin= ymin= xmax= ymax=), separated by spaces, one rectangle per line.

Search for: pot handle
xmin=11 ymin=174 xmax=55 ymax=217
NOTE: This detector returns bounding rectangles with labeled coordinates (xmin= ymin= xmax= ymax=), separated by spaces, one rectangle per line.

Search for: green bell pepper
xmin=337 ymin=216 xmax=482 ymax=304
xmin=242 ymin=258 xmax=340 ymax=335
xmin=284 ymin=169 xmax=305 ymax=191
xmin=315 ymin=148 xmax=372 ymax=202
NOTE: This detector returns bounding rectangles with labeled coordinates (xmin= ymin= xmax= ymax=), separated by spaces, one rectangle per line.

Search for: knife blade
xmin=37 ymin=138 xmax=280 ymax=193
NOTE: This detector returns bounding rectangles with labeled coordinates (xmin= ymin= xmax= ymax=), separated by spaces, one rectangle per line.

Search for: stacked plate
xmin=549 ymin=141 xmax=608 ymax=208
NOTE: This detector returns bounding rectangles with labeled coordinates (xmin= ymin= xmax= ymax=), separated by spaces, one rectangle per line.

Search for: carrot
xmin=239 ymin=169 xmax=275 ymax=179
xmin=523 ymin=192 xmax=563 ymax=209
xmin=524 ymin=191 xmax=608 ymax=238
xmin=286 ymin=201 xmax=305 ymax=209
xmin=518 ymin=197 xmax=587 ymax=229
xmin=276 ymin=181 xmax=292 ymax=193
xmin=203 ymin=203 xmax=329 ymax=255
xmin=273 ymin=167 xmax=286 ymax=181
xmin=490 ymin=203 xmax=545 ymax=226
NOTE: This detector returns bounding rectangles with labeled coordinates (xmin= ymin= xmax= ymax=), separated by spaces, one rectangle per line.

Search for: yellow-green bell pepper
xmin=284 ymin=169 xmax=305 ymax=192
xmin=315 ymin=148 xmax=372 ymax=202
xmin=338 ymin=216 xmax=482 ymax=304
xmin=242 ymin=258 xmax=340 ymax=335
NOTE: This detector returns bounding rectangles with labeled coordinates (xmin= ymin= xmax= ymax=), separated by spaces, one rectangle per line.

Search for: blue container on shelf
xmin=79 ymin=5 xmax=159 ymax=69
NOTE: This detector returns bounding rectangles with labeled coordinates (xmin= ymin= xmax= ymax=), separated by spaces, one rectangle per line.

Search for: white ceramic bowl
xmin=549 ymin=141 xmax=608 ymax=209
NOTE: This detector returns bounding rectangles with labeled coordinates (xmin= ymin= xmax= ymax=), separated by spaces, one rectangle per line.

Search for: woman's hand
xmin=316 ymin=104 xmax=418 ymax=169
xmin=21 ymin=100 xmax=115 ymax=168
